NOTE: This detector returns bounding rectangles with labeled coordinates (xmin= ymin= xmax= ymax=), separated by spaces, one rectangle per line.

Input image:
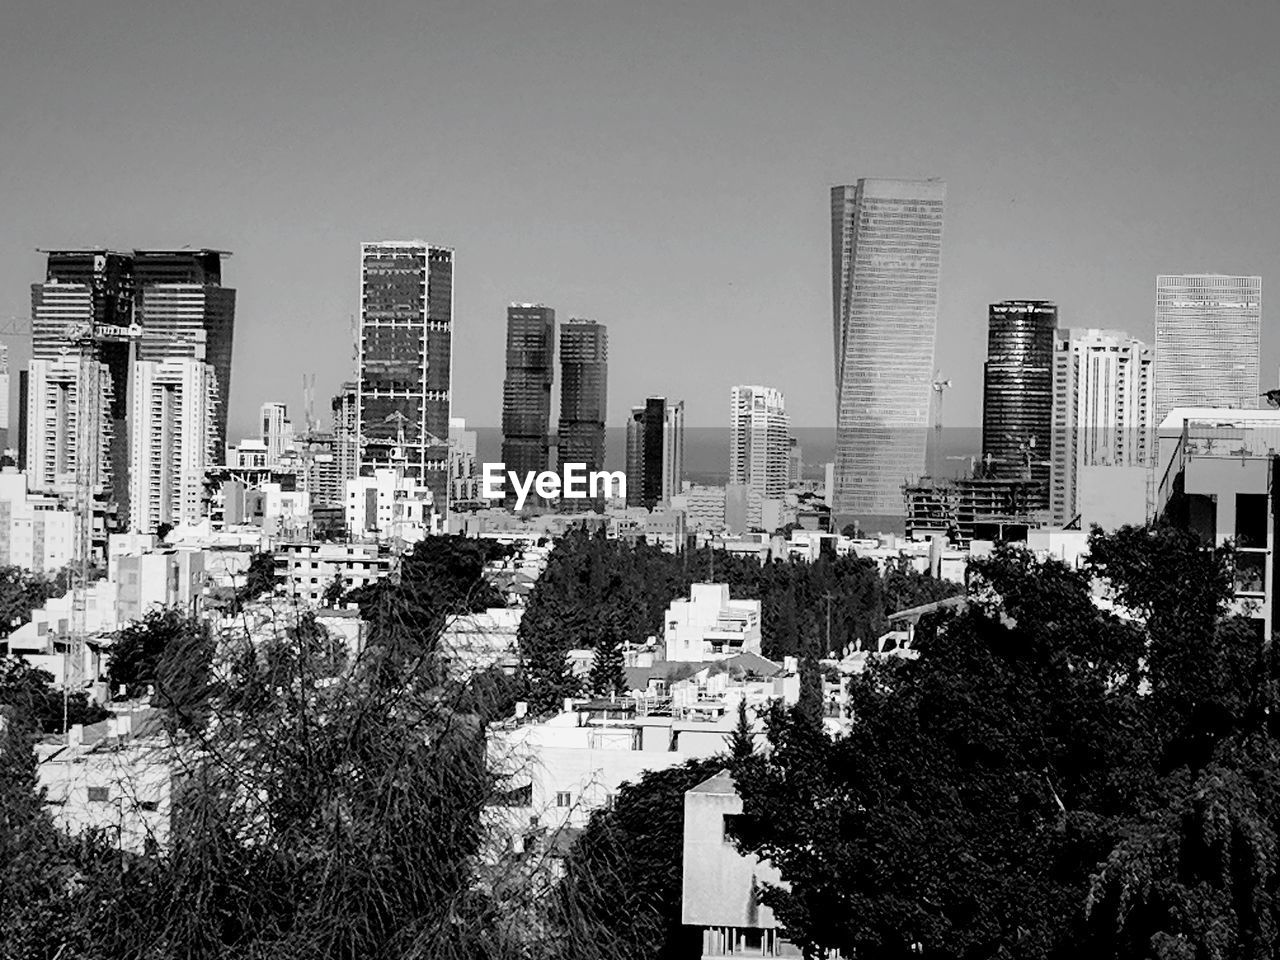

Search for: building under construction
xmin=904 ymin=476 xmax=1048 ymax=548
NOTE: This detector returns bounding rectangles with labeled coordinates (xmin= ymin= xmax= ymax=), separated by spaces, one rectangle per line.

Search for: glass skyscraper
xmin=501 ymin=303 xmax=556 ymax=501
xmin=831 ymin=179 xmax=946 ymax=528
xmin=1154 ymin=274 xmax=1262 ymax=426
xmin=357 ymin=240 xmax=454 ymax=507
xmin=558 ymin=319 xmax=607 ymax=508
xmin=981 ymin=300 xmax=1057 ymax=505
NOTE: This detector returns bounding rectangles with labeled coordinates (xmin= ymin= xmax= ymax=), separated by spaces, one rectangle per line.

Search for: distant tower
xmin=625 ymin=397 xmax=684 ymax=509
xmin=260 ymin=401 xmax=294 ymax=465
xmin=981 ymin=301 xmax=1057 ymax=502
xmin=501 ymin=303 xmax=556 ymax=502
xmin=1154 ymin=274 xmax=1262 ymax=425
xmin=831 ymin=179 xmax=946 ymax=529
xmin=558 ymin=318 xmax=608 ymax=482
xmin=331 ymin=381 xmax=359 ymax=483
xmin=729 ymin=385 xmax=789 ymax=526
xmin=357 ymin=241 xmax=454 ymax=507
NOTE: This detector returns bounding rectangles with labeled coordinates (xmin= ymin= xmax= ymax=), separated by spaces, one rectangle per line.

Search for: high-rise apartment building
xmin=133 ymin=250 xmax=236 ymax=452
xmin=831 ymin=179 xmax=946 ymax=528
xmin=625 ymin=397 xmax=684 ymax=509
xmin=357 ymin=241 xmax=454 ymax=507
xmin=25 ymin=357 xmax=113 ymax=495
xmin=729 ymin=385 xmax=789 ymax=527
xmin=1154 ymin=274 xmax=1262 ymax=425
xmin=0 ymin=343 xmax=11 ymax=453
xmin=558 ymin=318 xmax=608 ymax=475
xmin=1050 ymin=329 xmax=1154 ymax=526
xmin=260 ymin=402 xmax=294 ymax=465
xmin=501 ymin=304 xmax=556 ymax=501
xmin=331 ymin=381 xmax=359 ymax=484
xmin=981 ymin=301 xmax=1056 ymax=507
xmin=129 ymin=358 xmax=218 ymax=531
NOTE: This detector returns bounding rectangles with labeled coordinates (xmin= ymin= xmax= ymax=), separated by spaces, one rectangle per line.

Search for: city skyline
xmin=3 ymin=1 xmax=1279 ymax=440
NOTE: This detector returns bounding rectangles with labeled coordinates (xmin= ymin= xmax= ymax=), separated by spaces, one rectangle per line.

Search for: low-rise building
xmin=346 ymin=467 xmax=439 ymax=545
xmin=0 ymin=469 xmax=75 ymax=574
xmin=664 ymin=584 xmax=763 ymax=663
xmin=274 ymin=541 xmax=392 ymax=605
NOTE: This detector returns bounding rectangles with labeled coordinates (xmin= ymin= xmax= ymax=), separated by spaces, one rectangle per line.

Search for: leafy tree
xmin=0 ymin=656 xmax=108 ymax=733
xmin=0 ymin=565 xmax=61 ymax=641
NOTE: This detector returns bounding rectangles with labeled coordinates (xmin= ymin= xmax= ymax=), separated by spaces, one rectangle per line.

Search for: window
xmin=137 ymin=800 xmax=159 ymax=812
xmin=1236 ymin=494 xmax=1269 ymax=549
xmin=555 ymin=791 xmax=571 ymax=808
xmin=87 ymin=786 xmax=110 ymax=803
xmin=723 ymin=814 xmax=746 ymax=844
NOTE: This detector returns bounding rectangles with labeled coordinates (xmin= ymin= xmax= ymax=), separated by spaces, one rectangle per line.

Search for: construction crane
xmin=929 ymin=372 xmax=952 ymax=478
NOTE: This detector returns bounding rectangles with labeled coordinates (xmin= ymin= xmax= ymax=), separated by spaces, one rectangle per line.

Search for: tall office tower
xmin=331 ymin=381 xmax=359 ymax=483
xmin=1154 ymin=275 xmax=1262 ymax=425
xmin=625 ymin=397 xmax=685 ymax=508
xmin=831 ymin=179 xmax=946 ymax=528
xmin=500 ymin=303 xmax=556 ymax=501
xmin=558 ymin=318 xmax=608 ymax=476
xmin=981 ymin=301 xmax=1057 ymax=507
xmin=1050 ymin=329 xmax=1154 ymax=526
xmin=357 ymin=241 xmax=454 ymax=506
xmin=25 ymin=357 xmax=114 ymax=494
xmin=134 ymin=249 xmax=236 ymax=452
xmin=31 ymin=251 xmax=135 ymax=511
xmin=0 ymin=343 xmax=11 ymax=453
xmin=129 ymin=358 xmax=218 ymax=531
xmin=729 ymin=386 xmax=790 ymax=524
xmin=260 ymin=402 xmax=294 ymax=464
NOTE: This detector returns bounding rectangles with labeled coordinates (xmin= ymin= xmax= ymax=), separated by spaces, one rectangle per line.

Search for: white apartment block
xmin=1050 ymin=329 xmax=1155 ymax=527
xmin=729 ymin=386 xmax=789 ymax=528
xmin=260 ymin=401 xmax=294 ymax=465
xmin=0 ymin=470 xmax=75 ymax=574
xmin=129 ymin=358 xmax=218 ymax=533
xmin=345 ymin=467 xmax=439 ymax=545
xmin=664 ymin=583 xmax=763 ymax=662
xmin=26 ymin=356 xmax=114 ymax=496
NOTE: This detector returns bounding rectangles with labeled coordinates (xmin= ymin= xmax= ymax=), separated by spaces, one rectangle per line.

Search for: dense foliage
xmin=519 ymin=527 xmax=961 ymax=712
xmin=0 ymin=656 xmax=108 ymax=733
xmin=0 ymin=564 xmax=66 ymax=642
xmin=731 ymin=523 xmax=1278 ymax=959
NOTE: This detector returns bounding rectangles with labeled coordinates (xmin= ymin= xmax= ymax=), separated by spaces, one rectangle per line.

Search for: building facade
xmin=357 ymin=241 xmax=454 ymax=507
xmin=981 ymin=300 xmax=1056 ymax=508
xmin=1050 ymin=329 xmax=1155 ymax=527
xmin=625 ymin=397 xmax=685 ymax=509
xmin=500 ymin=303 xmax=556 ymax=502
xmin=557 ymin=318 xmax=608 ymax=491
xmin=1154 ymin=274 xmax=1262 ymax=426
xmin=831 ymin=179 xmax=946 ymax=528
xmin=259 ymin=402 xmax=294 ymax=465
xmin=729 ymin=386 xmax=789 ymax=528
xmin=331 ymin=381 xmax=359 ymax=486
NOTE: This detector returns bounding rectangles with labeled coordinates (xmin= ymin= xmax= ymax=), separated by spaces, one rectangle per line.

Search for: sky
xmin=2 ymin=0 xmax=1278 ymax=439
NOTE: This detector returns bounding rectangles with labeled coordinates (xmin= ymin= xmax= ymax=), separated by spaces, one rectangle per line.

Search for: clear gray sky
xmin=2 ymin=0 xmax=1277 ymax=437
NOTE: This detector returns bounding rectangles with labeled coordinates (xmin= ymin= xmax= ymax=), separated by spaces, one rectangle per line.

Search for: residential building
xmin=625 ymin=397 xmax=685 ymax=508
xmin=501 ymin=304 xmax=556 ymax=503
xmin=259 ymin=402 xmax=294 ymax=465
xmin=331 ymin=381 xmax=359 ymax=485
xmin=664 ymin=583 xmax=762 ymax=662
xmin=1050 ymin=329 xmax=1155 ymax=527
xmin=1154 ymin=274 xmax=1262 ymax=426
xmin=981 ymin=301 xmax=1056 ymax=510
xmin=0 ymin=343 xmax=10 ymax=453
xmin=729 ymin=386 xmax=788 ymax=528
xmin=1156 ymin=406 xmax=1280 ymax=640
xmin=682 ymin=770 xmax=801 ymax=958
xmin=129 ymin=358 xmax=218 ymax=532
xmin=357 ymin=241 xmax=454 ymax=506
xmin=437 ymin=607 xmax=523 ymax=679
xmin=345 ymin=466 xmax=438 ymax=545
xmin=274 ymin=541 xmax=392 ymax=606
xmin=116 ymin=549 xmax=206 ymax=623
xmin=558 ymin=319 xmax=608 ymax=507
xmin=448 ymin=417 xmax=483 ymax=511
xmin=831 ymin=179 xmax=946 ymax=529
xmin=0 ymin=470 xmax=75 ymax=574
xmin=671 ymin=484 xmax=728 ymax=532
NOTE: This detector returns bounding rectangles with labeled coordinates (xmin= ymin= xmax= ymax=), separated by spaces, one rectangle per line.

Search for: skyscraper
xmin=1154 ymin=274 xmax=1262 ymax=425
xmin=357 ymin=241 xmax=454 ymax=506
xmin=1050 ymin=329 xmax=1154 ymax=526
xmin=558 ymin=318 xmax=608 ymax=476
xmin=129 ymin=358 xmax=218 ymax=531
xmin=501 ymin=303 xmax=556 ymax=499
xmin=729 ymin=385 xmax=789 ymax=526
xmin=831 ymin=179 xmax=946 ymax=528
xmin=0 ymin=343 xmax=11 ymax=453
xmin=260 ymin=402 xmax=294 ymax=465
xmin=625 ymin=397 xmax=684 ymax=508
xmin=134 ymin=249 xmax=236 ymax=453
xmin=981 ymin=301 xmax=1057 ymax=504
xmin=331 ymin=381 xmax=359 ymax=484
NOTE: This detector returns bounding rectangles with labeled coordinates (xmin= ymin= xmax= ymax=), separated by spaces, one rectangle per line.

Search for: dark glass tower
xmin=558 ymin=319 xmax=607 ymax=507
xmin=981 ymin=300 xmax=1057 ymax=504
xmin=357 ymin=241 xmax=454 ymax=507
xmin=625 ymin=397 xmax=669 ymax=509
xmin=501 ymin=303 xmax=556 ymax=503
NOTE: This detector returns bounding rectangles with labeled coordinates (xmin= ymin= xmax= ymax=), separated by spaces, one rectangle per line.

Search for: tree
xmin=0 ymin=656 xmax=108 ymax=733
xmin=107 ymin=607 xmax=193 ymax=695
xmin=726 ymin=698 xmax=755 ymax=760
xmin=0 ymin=565 xmax=61 ymax=641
